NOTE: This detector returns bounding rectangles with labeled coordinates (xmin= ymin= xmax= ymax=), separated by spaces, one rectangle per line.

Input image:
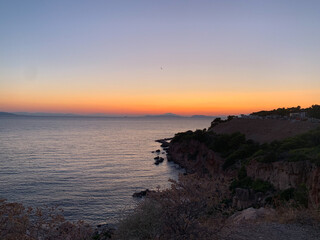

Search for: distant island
xmin=0 ymin=111 xmax=218 ymax=118
xmin=0 ymin=112 xmax=17 ymax=117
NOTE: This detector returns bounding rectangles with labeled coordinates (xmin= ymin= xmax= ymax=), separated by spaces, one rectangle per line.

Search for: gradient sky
xmin=1 ymin=0 xmax=319 ymax=115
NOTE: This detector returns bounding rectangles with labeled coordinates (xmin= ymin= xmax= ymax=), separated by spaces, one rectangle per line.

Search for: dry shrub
xmin=115 ymin=174 xmax=234 ymax=240
xmin=0 ymin=199 xmax=93 ymax=240
xmin=115 ymin=199 xmax=162 ymax=240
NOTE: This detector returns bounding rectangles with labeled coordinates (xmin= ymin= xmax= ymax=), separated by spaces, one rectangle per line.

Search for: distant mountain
xmin=3 ymin=112 xmax=222 ymax=119
xmin=143 ymin=113 xmax=183 ymax=118
xmin=13 ymin=112 xmax=80 ymax=117
xmin=0 ymin=112 xmax=17 ymax=117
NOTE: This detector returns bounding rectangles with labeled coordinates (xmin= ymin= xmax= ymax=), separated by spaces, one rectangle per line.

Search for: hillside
xmin=209 ymin=118 xmax=320 ymax=143
xmin=168 ymin=118 xmax=320 ymax=207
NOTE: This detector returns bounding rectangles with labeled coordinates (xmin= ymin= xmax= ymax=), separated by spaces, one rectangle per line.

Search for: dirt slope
xmin=210 ymin=118 xmax=320 ymax=143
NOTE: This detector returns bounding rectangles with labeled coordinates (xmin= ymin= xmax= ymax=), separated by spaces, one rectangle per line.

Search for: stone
xmin=229 ymin=207 xmax=276 ymax=224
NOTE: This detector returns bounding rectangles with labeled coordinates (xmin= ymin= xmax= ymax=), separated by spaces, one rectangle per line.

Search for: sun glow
xmin=1 ymin=88 xmax=318 ymax=115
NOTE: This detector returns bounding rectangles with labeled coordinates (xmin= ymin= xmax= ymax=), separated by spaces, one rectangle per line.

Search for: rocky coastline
xmin=165 ymin=118 xmax=320 ymax=209
xmin=82 ymin=116 xmax=320 ymax=239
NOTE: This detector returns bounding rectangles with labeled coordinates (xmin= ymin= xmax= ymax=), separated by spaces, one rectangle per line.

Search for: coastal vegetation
xmin=171 ymin=126 xmax=320 ymax=169
xmin=251 ymin=104 xmax=320 ymax=119
xmin=252 ymin=127 xmax=320 ymax=165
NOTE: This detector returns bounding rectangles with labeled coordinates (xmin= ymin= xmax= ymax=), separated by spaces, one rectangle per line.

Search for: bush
xmin=261 ymin=151 xmax=279 ymax=163
xmin=230 ymin=168 xmax=274 ymax=194
xmin=0 ymin=199 xmax=93 ymax=240
xmin=115 ymin=199 xmax=162 ymax=240
xmin=272 ymin=185 xmax=309 ymax=208
xmin=115 ymin=174 xmax=233 ymax=240
xmin=251 ymin=179 xmax=274 ymax=193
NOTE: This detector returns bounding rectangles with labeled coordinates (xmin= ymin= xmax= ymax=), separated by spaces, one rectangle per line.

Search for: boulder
xmin=232 ymin=188 xmax=270 ymax=209
xmin=229 ymin=207 xmax=275 ymax=224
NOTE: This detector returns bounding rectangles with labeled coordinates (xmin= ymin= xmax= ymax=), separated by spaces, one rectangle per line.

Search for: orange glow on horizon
xmin=0 ymin=89 xmax=319 ymax=116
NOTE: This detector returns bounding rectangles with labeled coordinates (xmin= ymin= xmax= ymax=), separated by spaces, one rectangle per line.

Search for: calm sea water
xmin=0 ymin=116 xmax=211 ymax=224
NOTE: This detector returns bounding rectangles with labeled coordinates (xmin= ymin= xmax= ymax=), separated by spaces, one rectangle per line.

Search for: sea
xmin=0 ymin=116 xmax=212 ymax=224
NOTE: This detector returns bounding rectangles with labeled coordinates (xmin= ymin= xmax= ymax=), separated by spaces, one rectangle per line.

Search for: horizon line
xmin=2 ymin=111 xmax=227 ymax=118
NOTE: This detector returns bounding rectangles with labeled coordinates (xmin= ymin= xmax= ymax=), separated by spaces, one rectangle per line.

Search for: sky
xmin=0 ymin=0 xmax=320 ymax=115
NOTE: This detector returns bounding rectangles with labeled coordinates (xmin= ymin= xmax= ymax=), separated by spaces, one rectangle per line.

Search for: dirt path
xmin=220 ymin=222 xmax=320 ymax=240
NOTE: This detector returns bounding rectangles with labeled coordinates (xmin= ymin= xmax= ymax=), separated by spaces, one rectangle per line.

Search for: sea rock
xmin=132 ymin=189 xmax=154 ymax=198
xmin=154 ymin=156 xmax=160 ymax=160
xmin=160 ymin=142 xmax=170 ymax=148
xmin=155 ymin=138 xmax=172 ymax=148
xmin=155 ymin=149 xmax=161 ymax=153
xmin=154 ymin=157 xmax=164 ymax=165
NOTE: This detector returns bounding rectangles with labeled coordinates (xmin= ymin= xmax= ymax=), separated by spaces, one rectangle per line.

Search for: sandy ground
xmin=211 ymin=118 xmax=320 ymax=143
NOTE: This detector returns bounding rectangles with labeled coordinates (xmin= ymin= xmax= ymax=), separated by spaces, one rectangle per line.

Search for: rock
xmin=229 ymin=207 xmax=276 ymax=224
xmin=246 ymin=159 xmax=320 ymax=206
xmin=156 ymin=149 xmax=161 ymax=153
xmin=168 ymin=139 xmax=222 ymax=175
xmin=132 ymin=189 xmax=154 ymax=198
xmin=160 ymin=142 xmax=170 ymax=148
xmin=162 ymin=152 xmax=165 ymax=154
xmin=232 ymin=188 xmax=267 ymax=209
xmin=154 ymin=156 xmax=160 ymax=160
xmin=154 ymin=157 xmax=164 ymax=165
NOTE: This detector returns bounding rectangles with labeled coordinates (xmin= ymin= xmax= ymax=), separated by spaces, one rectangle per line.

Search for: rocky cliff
xmin=246 ymin=160 xmax=320 ymax=206
xmin=168 ymin=139 xmax=222 ymax=176
xmin=167 ymin=119 xmax=320 ymax=208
